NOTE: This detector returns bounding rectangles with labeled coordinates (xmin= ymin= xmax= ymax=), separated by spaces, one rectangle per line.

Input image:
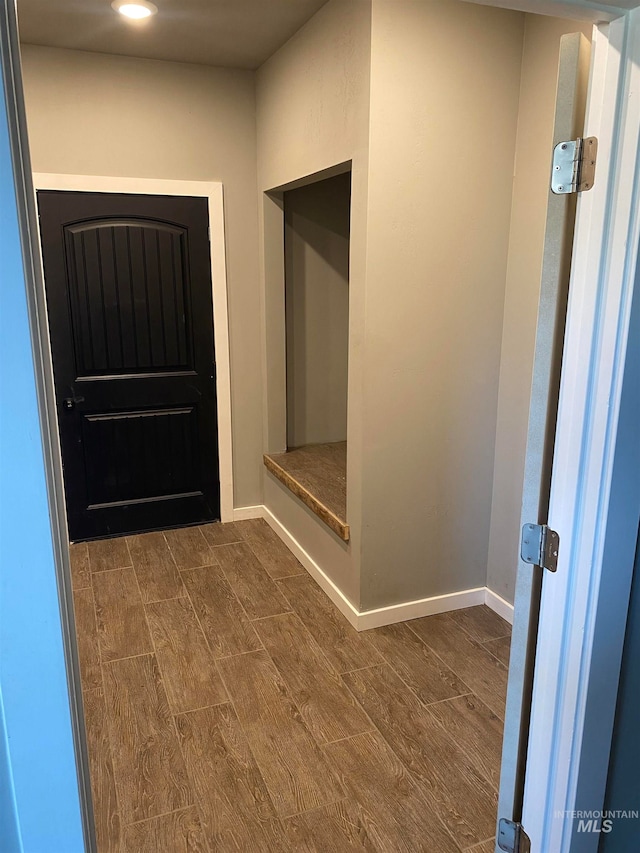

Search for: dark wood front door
xmin=38 ymin=190 xmax=220 ymax=541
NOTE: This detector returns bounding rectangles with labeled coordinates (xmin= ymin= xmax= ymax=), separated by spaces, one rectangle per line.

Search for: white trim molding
xmin=234 ymin=504 xmax=514 ymax=630
xmin=31 ymin=173 xmax=235 ymax=523
xmin=484 ymin=589 xmax=515 ymax=625
xmin=233 ymin=505 xmax=264 ymax=521
xmin=522 ymin=11 xmax=640 ymax=852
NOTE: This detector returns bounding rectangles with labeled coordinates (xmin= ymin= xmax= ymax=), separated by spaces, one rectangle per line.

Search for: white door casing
xmin=32 ymin=174 xmax=235 ymax=525
xmin=522 ymin=10 xmax=640 ymax=851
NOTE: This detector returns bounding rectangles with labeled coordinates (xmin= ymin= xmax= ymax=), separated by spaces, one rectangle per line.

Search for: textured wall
xmin=20 ymin=45 xmax=263 ymax=509
xmin=257 ymin=0 xmax=372 ymax=606
xmin=359 ymin=0 xmax=525 ymax=609
xmin=285 ymin=173 xmax=351 ymax=448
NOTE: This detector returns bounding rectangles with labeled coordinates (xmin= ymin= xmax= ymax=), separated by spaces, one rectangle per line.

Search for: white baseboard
xmin=259 ymin=504 xmax=514 ymax=631
xmin=233 ymin=505 xmax=265 ymax=521
xmin=357 ymin=588 xmax=487 ymax=631
xmin=262 ymin=506 xmax=361 ymax=629
xmin=484 ymin=588 xmax=515 ymax=625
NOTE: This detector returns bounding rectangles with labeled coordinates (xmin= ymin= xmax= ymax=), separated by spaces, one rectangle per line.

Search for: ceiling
xmin=17 ymin=0 xmax=329 ymax=70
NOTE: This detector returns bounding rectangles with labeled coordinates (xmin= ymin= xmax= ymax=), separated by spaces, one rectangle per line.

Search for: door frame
xmin=2 ymin=2 xmax=640 ymax=852
xmin=33 ymin=173 xmax=235 ymax=526
xmin=465 ymin=3 xmax=640 ymax=851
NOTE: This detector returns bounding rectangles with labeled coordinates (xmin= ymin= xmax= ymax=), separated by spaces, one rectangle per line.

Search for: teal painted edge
xmin=0 ymin=2 xmax=85 ymax=849
xmin=0 ymin=689 xmax=22 ymax=853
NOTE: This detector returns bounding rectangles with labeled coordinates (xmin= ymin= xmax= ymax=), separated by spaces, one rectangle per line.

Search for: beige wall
xmin=256 ymin=0 xmax=372 ymax=606
xmin=359 ymin=0 xmax=525 ymax=609
xmin=285 ymin=173 xmax=350 ymax=447
xmin=20 ymin=45 xmax=263 ymax=509
xmin=26 ymin=6 xmax=593 ymax=610
xmin=486 ymin=14 xmax=593 ymax=604
xmin=256 ymin=0 xmax=372 ymax=192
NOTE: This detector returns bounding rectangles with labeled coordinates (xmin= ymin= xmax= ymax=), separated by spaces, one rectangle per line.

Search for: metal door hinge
xmin=521 ymin=523 xmax=560 ymax=572
xmin=551 ymin=136 xmax=597 ymax=194
xmin=498 ymin=818 xmax=531 ymax=853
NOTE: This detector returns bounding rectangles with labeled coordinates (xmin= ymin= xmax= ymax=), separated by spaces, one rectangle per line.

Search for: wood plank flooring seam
xmin=393 ymin=622 xmax=505 ymax=793
xmin=414 ymin=690 xmax=476 ymax=709
xmin=81 ymin=686 xmax=123 ymax=853
xmin=480 ymin=636 xmax=512 ymax=669
xmin=69 ymin=542 xmax=91 ymax=590
xmin=83 ymin=574 xmax=124 ymax=852
xmin=406 ymin=617 xmax=508 ymax=720
xmin=363 ymin=645 xmax=473 ymax=709
xmin=405 ymin=619 xmax=476 ymax=684
xmin=127 ymin=532 xmax=188 ymax=604
xmin=144 ymin=597 xmax=229 ymax=714
xmin=362 ymin=624 xmax=475 ymax=708
xmin=169 ymin=699 xmax=229 ymax=717
xmin=181 ymin=564 xmax=266 ymax=659
xmin=85 ymin=569 xmax=126 ymax=848
xmin=248 ymin=612 xmax=293 ymax=623
xmin=366 ymin=622 xmax=473 ymax=708
xmin=253 ymin=612 xmax=376 ymax=747
xmin=214 ymin=647 xmax=269 ymax=661
xmin=140 ymin=585 xmax=222 ymax=805
xmin=118 ymin=583 xmax=202 ymax=830
xmin=274 ymin=575 xmax=383 ymax=674
xmin=162 ymin=530 xmax=183 ymax=573
xmin=87 ymin=564 xmax=136 ymax=575
xmin=336 ymin=670 xmax=439 ymax=798
xmin=320 ymin=729 xmax=378 ymax=746
xmin=102 ymin=653 xmax=195 ymax=826
xmin=277 ymin=795 xmax=351 ymax=822
xmin=138 ymin=586 xmax=209 ymax=832
xmin=100 ymin=650 xmax=160 ymax=665
xmin=268 ymin=571 xmax=309 ymax=581
xmin=139 ymin=594 xmax=185 ymax=604
xmin=88 ymin=573 xmax=108 ymax=697
xmin=338 ymin=663 xmax=387 ymax=675
xmin=339 ymin=665 xmax=497 ymax=847
xmin=446 ymin=606 xmax=512 ymax=646
xmin=207 ymin=553 xmax=270 ymax=629
xmin=195 ymin=656 xmax=289 ymax=833
xmin=164 ymin=710 xmax=217 ymax=853
xmin=319 ymin=730 xmax=462 ymax=852
xmin=368 ymin=625 xmax=475 ymax=708
xmin=119 ymin=803 xmax=194 ymax=830
xmin=101 ymin=651 xmax=155 ymax=665
xmin=480 ymin=643 xmax=507 ymax=665
xmin=88 ymin=536 xmax=133 ymax=573
xmin=169 ymin=566 xmax=288 ymax=835
xmin=465 ymin=837 xmax=498 ymax=847
xmin=213 ymin=541 xmax=292 ymax=621
xmin=423 ymin=700 xmax=502 ymax=794
xmin=216 ymin=650 xmax=345 ymax=818
xmin=162 ymin=526 xmax=217 ymax=572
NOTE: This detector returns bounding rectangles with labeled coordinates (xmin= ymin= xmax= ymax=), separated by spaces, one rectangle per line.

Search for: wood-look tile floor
xmin=71 ymin=519 xmax=511 ymax=852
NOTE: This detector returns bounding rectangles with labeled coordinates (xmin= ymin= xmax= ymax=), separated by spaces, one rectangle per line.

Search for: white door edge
xmin=522 ymin=10 xmax=640 ymax=850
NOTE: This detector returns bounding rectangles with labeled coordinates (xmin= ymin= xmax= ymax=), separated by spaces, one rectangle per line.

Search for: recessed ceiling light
xmin=112 ymin=0 xmax=158 ymax=20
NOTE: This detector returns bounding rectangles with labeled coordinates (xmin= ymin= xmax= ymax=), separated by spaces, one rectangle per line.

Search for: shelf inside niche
xmin=263 ymin=442 xmax=349 ymax=541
